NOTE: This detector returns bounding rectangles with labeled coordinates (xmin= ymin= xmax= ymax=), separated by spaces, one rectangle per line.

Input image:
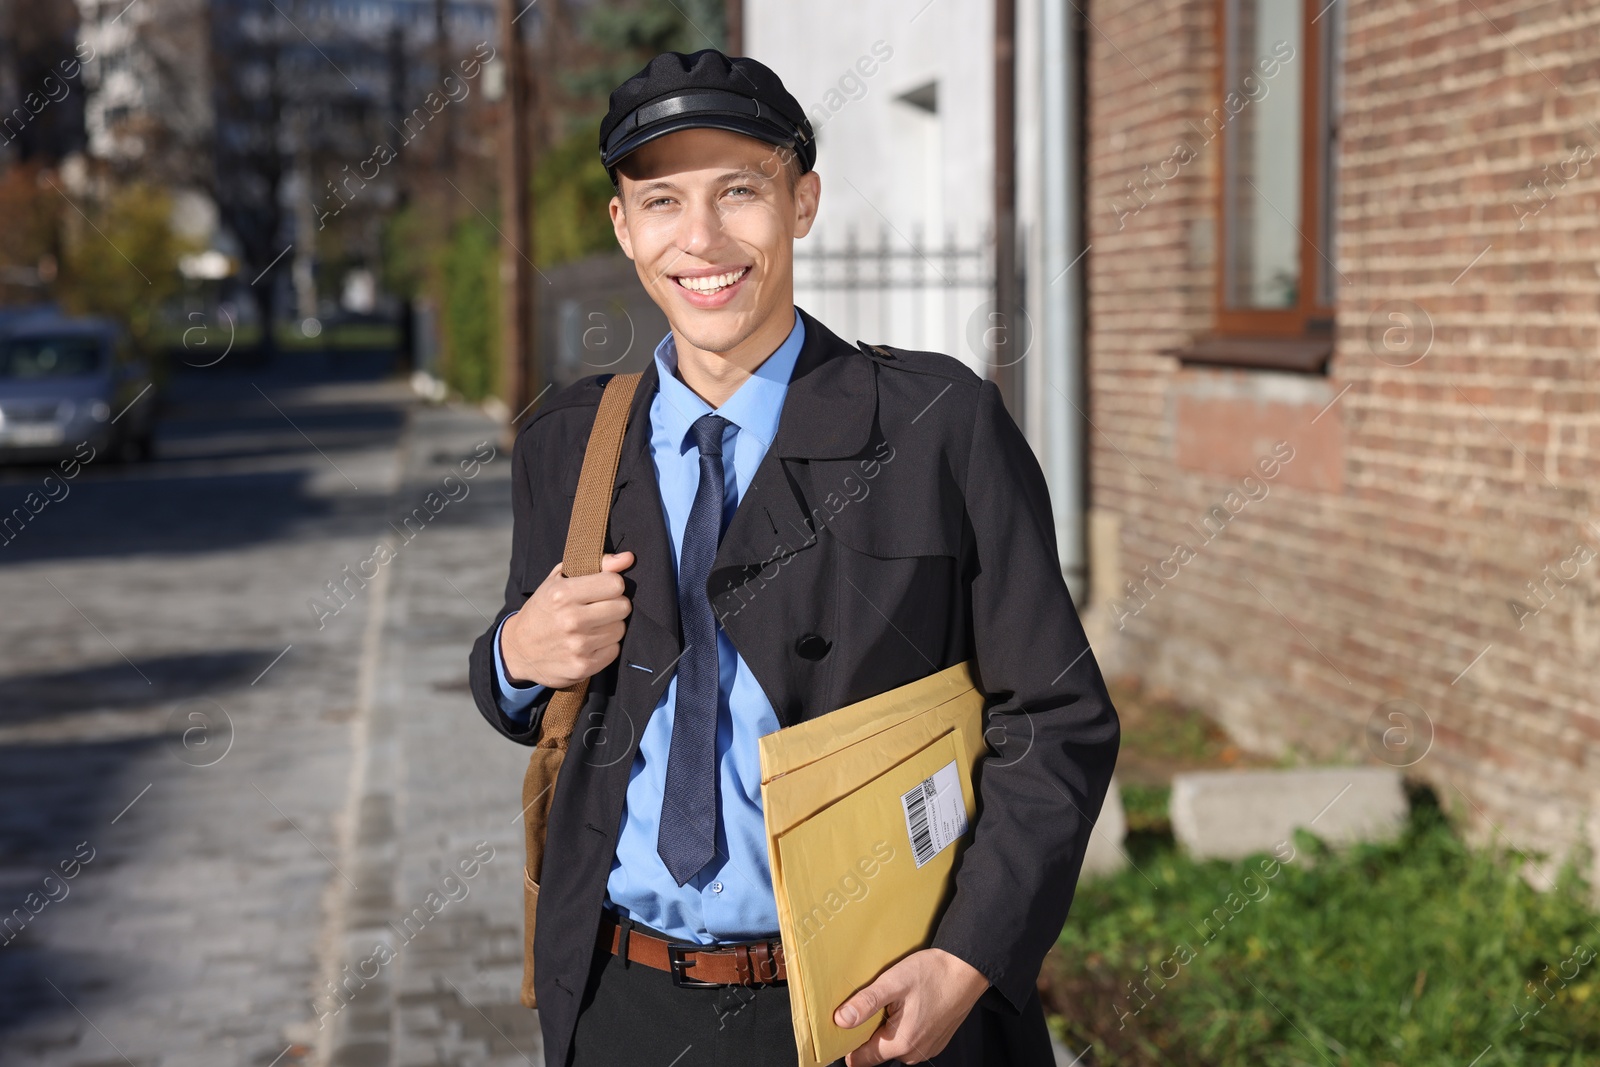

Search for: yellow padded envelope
xmin=758 ymin=661 xmax=988 ymax=1067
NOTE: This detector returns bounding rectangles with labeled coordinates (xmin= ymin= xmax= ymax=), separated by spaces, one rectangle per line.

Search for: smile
xmin=674 ymin=266 xmax=751 ymax=294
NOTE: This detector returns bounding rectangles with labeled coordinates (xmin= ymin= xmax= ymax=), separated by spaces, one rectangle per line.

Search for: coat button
xmin=795 ymin=633 xmax=831 ymax=660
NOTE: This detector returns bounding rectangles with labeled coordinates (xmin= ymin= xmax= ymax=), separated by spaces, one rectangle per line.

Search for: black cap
xmin=599 ymin=49 xmax=815 ymax=182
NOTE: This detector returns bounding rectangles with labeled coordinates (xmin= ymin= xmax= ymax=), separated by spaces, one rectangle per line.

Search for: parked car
xmin=0 ymin=312 xmax=158 ymax=464
xmin=0 ymin=303 xmax=60 ymax=335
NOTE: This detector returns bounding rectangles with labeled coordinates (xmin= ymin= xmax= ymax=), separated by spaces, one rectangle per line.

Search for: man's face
xmin=609 ymin=126 xmax=820 ymax=355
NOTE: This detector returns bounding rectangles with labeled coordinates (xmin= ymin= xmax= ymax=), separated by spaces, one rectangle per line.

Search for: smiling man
xmin=467 ymin=48 xmax=1119 ymax=1067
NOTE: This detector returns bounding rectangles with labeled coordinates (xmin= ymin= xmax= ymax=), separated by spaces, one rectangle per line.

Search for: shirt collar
xmin=652 ymin=306 xmax=806 ymax=455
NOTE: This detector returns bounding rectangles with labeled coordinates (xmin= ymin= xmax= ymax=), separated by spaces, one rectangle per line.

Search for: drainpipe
xmin=992 ymin=0 xmax=1023 ymax=416
xmin=1040 ymin=0 xmax=1087 ymax=599
xmin=725 ymin=0 xmax=742 ymax=54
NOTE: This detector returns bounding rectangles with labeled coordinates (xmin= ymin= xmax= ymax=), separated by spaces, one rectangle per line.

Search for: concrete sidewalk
xmin=316 ymin=399 xmax=543 ymax=1067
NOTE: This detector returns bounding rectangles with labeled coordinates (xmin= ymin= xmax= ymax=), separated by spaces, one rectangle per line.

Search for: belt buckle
xmin=666 ymin=943 xmax=722 ymax=989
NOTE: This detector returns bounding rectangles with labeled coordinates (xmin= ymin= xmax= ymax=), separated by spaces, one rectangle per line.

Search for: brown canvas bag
xmin=518 ymin=370 xmax=642 ymax=1009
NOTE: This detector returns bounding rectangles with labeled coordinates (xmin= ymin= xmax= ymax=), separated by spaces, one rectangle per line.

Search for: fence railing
xmin=794 ymin=222 xmax=994 ymax=360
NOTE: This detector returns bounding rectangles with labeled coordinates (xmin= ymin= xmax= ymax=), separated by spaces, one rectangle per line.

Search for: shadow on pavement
xmin=0 ymin=350 xmax=407 ymax=566
xmin=0 ymin=736 xmax=165 ymax=1046
xmin=0 ymin=648 xmax=278 ymax=727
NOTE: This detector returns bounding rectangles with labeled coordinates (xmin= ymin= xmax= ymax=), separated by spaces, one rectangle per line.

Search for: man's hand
xmin=833 ymin=947 xmax=990 ymax=1066
xmin=500 ymin=551 xmax=635 ymax=688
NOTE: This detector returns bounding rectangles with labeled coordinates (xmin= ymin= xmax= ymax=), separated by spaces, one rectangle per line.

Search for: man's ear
xmin=792 ymin=169 xmax=821 ymax=240
xmin=609 ymin=195 xmax=635 ymax=260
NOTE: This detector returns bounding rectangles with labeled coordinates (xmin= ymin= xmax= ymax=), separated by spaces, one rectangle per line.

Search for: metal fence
xmin=794 ymin=222 xmax=994 ymax=359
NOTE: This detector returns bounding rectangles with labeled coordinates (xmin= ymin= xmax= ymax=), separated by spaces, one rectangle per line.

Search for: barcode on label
xmin=900 ymin=759 xmax=967 ymax=869
xmin=902 ymin=779 xmax=937 ymax=866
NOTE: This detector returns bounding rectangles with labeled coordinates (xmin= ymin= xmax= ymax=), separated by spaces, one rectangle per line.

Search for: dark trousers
xmin=566 ymin=913 xmax=808 ymax=1067
xmin=565 ymin=913 xmax=1054 ymax=1067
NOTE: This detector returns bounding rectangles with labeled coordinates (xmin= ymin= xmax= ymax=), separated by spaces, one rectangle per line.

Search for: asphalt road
xmin=0 ymin=351 xmax=543 ymax=1067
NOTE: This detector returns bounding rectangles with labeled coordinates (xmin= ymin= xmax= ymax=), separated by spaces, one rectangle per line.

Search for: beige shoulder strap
xmin=536 ymin=371 xmax=643 ymax=751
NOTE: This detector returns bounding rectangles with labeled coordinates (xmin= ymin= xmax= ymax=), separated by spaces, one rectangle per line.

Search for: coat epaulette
xmin=855 ymin=339 xmax=983 ymax=386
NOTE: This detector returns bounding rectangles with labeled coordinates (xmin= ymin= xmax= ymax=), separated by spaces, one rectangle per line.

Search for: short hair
xmin=770 ymin=150 xmax=803 ymax=195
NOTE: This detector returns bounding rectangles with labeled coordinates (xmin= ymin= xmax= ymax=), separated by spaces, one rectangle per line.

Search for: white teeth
xmin=676 ymin=267 xmax=748 ymax=293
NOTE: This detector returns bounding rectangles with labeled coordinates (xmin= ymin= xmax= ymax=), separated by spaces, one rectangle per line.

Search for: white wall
xmin=748 ymin=0 xmax=1087 ymax=591
xmin=745 ymin=1 xmax=995 ymax=369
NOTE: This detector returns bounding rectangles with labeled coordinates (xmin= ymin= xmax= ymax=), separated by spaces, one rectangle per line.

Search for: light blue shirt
xmin=492 ymin=307 xmax=805 ymax=943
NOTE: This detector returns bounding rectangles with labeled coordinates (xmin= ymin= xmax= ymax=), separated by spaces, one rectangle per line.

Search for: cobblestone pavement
xmin=318 ymin=400 xmax=543 ymax=1067
xmin=0 ymin=355 xmax=543 ymax=1067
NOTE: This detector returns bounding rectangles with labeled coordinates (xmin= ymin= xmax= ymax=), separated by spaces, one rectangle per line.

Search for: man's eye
xmin=727 ymin=186 xmax=753 ymax=197
xmin=646 ymin=197 xmax=673 ymax=208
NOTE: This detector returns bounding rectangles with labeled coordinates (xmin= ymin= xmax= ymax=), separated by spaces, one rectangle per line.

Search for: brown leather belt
xmin=597 ymin=908 xmax=786 ymax=988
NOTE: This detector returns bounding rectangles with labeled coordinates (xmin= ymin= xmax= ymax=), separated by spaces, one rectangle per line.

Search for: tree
xmin=208 ymin=0 xmax=291 ymax=357
xmin=56 ymin=182 xmax=190 ymax=354
xmin=0 ymin=0 xmax=84 ymax=164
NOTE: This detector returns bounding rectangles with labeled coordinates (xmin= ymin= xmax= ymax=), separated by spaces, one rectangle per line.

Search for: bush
xmin=439 ymin=214 xmax=501 ymax=402
xmin=57 ymin=182 xmax=190 ymax=354
xmin=0 ymin=171 xmax=195 ymax=370
xmin=534 ymin=124 xmax=623 ymax=266
xmin=1044 ymin=789 xmax=1600 ymax=1066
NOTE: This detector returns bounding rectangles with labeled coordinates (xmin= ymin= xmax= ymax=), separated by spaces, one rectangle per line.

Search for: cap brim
xmin=604 ymin=113 xmax=801 ymax=173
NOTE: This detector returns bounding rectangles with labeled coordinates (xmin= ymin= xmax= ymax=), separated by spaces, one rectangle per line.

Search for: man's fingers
xmin=841 ymin=1008 xmax=906 ymax=1067
xmin=558 ymin=590 xmax=634 ymax=628
xmin=543 ymin=551 xmax=632 ymax=587
xmin=835 ymin=977 xmax=888 ymax=1029
xmin=844 ymin=1033 xmax=893 ymax=1067
xmin=838 ymin=959 xmax=939 ymax=1067
xmin=549 ymin=568 xmax=631 ymax=606
xmin=562 ymin=609 xmax=630 ymax=649
xmin=846 ymin=1015 xmax=932 ymax=1067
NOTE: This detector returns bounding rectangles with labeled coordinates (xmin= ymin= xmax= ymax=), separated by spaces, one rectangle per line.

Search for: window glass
xmin=0 ymin=337 xmax=107 ymax=379
xmin=1223 ymin=0 xmax=1304 ymax=309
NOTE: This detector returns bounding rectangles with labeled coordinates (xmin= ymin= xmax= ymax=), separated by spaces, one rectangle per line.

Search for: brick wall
xmin=1081 ymin=0 xmax=1600 ymax=885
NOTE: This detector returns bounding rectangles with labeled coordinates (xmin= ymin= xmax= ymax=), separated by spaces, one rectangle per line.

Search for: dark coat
xmin=468 ymin=305 xmax=1120 ymax=1067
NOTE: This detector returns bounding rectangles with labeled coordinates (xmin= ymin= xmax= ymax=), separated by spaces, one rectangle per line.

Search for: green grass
xmin=1121 ymin=783 xmax=1173 ymax=836
xmin=1110 ymin=682 xmax=1240 ymax=767
xmin=1044 ymin=788 xmax=1600 ymax=1066
xmin=276 ymin=321 xmax=399 ymax=351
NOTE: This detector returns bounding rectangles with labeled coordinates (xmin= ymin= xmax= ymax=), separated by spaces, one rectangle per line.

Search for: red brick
xmin=1085 ymin=0 xmax=1600 ymax=869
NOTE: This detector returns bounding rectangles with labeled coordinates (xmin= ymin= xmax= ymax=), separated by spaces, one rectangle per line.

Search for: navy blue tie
xmin=658 ymin=412 xmax=732 ymax=886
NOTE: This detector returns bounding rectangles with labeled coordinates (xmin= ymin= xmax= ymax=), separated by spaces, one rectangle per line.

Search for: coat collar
xmin=606 ymin=304 xmax=877 ymax=643
xmin=614 ymin=303 xmax=875 ymax=486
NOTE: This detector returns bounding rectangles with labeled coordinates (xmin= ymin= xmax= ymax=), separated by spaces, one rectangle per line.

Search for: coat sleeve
xmin=928 ymin=376 xmax=1121 ymax=1015
xmin=468 ymin=418 xmax=558 ymax=746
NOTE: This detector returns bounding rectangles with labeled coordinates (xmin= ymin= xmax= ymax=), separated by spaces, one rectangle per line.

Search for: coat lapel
xmin=602 ymin=305 xmax=877 ymax=721
xmin=708 ymin=306 xmax=876 ymax=591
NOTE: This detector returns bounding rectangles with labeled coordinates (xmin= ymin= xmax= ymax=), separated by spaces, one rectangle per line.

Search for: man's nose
xmin=677 ymin=195 xmax=727 ymax=257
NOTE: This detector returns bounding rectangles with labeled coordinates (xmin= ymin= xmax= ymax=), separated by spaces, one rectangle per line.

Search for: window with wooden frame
xmin=1174 ymin=0 xmax=1344 ymax=373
